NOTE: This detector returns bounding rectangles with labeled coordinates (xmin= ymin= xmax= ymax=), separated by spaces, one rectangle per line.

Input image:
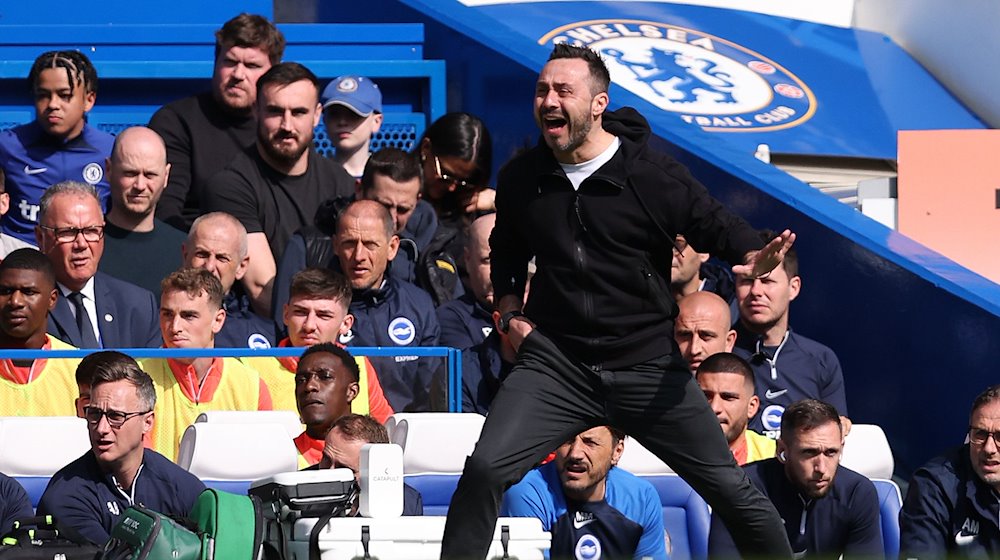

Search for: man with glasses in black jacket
xmin=901 ymin=384 xmax=1000 ymax=558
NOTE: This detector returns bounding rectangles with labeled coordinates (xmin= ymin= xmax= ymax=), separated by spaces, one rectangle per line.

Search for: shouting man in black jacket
xmin=441 ymin=43 xmax=796 ymax=559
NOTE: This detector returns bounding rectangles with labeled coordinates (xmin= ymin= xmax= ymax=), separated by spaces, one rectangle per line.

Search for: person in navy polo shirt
xmin=732 ymin=231 xmax=850 ymax=439
xmin=708 ymin=399 xmax=882 ymax=558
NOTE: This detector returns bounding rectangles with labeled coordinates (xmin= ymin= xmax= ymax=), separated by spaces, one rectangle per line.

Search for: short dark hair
xmin=161 ymin=267 xmax=224 ymax=310
xmin=548 ymin=43 xmax=611 ymax=95
xmin=0 ymin=248 xmax=56 ymax=287
xmin=608 ymin=426 xmax=626 ymax=447
xmin=289 ymin=268 xmax=352 ymax=305
xmin=420 ymin=112 xmax=493 ymax=189
xmin=214 ymin=13 xmax=285 ymax=65
xmin=780 ymin=399 xmax=840 ymax=441
xmin=256 ymin=62 xmax=319 ymax=103
xmin=972 ymin=384 xmax=1000 ymax=419
xmin=697 ymin=352 xmax=756 ymax=392
xmin=332 ymin=414 xmax=388 ymax=444
xmin=88 ymin=351 xmax=157 ymax=411
xmin=28 ymin=50 xmax=98 ymax=95
xmin=300 ymin=342 xmax=360 ymax=383
xmin=760 ymin=229 xmax=798 ymax=278
xmin=360 ymin=148 xmax=423 ymax=195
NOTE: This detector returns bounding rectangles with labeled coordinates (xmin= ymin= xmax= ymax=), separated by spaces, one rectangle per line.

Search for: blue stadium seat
xmin=388 ymin=413 xmax=484 ymax=515
xmin=403 ymin=474 xmax=460 ymax=516
xmin=0 ymin=416 xmax=90 ymax=509
xmin=639 ymin=475 xmax=710 ymax=560
xmin=0 ymin=23 xmax=445 ymax=142
xmin=0 ymin=110 xmax=424 ymax=156
xmin=873 ymin=478 xmax=902 ymax=559
xmin=616 ymin=439 xmax=709 ymax=559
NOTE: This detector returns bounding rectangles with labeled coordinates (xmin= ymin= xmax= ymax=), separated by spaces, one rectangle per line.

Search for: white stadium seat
xmin=840 ymin=423 xmax=894 ymax=479
xmin=386 ymin=413 xmax=485 ymax=475
xmin=194 ymin=409 xmax=303 ymax=439
xmin=0 ymin=416 xmax=91 ymax=507
xmin=0 ymin=416 xmax=90 ymax=476
xmin=616 ymin=437 xmax=675 ymax=475
xmin=177 ymin=422 xmax=298 ymax=492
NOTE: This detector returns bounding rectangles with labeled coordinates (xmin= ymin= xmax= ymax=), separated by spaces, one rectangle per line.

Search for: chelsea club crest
xmin=539 ymin=19 xmax=816 ymax=132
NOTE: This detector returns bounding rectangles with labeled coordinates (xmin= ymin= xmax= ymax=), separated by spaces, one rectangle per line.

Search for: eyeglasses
xmin=433 ymin=155 xmax=472 ymax=190
xmin=39 ymin=225 xmax=104 ymax=244
xmin=83 ymin=406 xmax=150 ymax=429
xmin=969 ymin=427 xmax=1000 ymax=446
xmin=295 ymin=369 xmax=339 ymax=386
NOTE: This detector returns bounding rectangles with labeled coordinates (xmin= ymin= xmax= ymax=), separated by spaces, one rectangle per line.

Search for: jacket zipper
xmin=573 ymin=194 xmax=595 ymax=341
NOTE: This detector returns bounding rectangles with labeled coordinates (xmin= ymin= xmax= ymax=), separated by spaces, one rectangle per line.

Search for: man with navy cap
xmin=322 ymin=75 xmax=383 ymax=180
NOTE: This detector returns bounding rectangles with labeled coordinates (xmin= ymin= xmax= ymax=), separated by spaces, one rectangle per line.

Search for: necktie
xmin=68 ymin=292 xmax=100 ymax=348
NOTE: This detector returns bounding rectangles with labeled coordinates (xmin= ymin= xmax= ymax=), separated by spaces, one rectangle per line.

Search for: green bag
xmin=101 ymin=506 xmax=205 ymax=560
xmin=188 ymin=489 xmax=264 ymax=560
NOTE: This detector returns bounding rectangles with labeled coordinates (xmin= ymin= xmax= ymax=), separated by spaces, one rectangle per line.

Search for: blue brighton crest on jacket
xmin=538 ymin=20 xmax=815 ymax=132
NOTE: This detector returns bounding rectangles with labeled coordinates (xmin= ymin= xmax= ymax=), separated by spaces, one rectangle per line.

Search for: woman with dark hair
xmin=412 ymin=112 xmax=496 ymax=305
xmin=416 ymin=112 xmax=495 ymax=219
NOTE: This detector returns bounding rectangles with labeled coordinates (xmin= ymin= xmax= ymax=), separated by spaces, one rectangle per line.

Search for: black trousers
xmin=440 ymin=331 xmax=792 ymax=559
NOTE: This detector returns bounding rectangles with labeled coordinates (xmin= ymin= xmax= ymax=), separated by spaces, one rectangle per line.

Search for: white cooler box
xmin=284 ymin=516 xmax=550 ymax=560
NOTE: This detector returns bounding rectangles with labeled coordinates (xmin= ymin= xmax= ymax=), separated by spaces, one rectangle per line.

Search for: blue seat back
xmin=640 ymin=475 xmax=710 ymax=560
xmin=404 ymin=474 xmax=461 ymax=516
xmin=15 ymin=476 xmax=49 ymax=510
xmin=873 ymin=478 xmax=902 ymax=559
xmin=201 ymin=479 xmax=253 ymax=496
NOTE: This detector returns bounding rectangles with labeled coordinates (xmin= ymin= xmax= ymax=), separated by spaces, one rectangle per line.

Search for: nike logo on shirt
xmin=23 ymin=165 xmax=47 ymax=175
xmin=573 ymin=511 xmax=595 ymax=530
xmin=955 ymin=532 xmax=976 ymax=546
xmin=765 ymin=389 xmax=789 ymax=399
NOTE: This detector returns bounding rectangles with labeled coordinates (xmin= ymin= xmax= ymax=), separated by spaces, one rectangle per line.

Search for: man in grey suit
xmin=36 ymin=181 xmax=161 ymax=349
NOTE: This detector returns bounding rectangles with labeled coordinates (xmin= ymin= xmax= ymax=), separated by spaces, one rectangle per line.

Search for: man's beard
xmin=258 ymin=127 xmax=311 ymax=167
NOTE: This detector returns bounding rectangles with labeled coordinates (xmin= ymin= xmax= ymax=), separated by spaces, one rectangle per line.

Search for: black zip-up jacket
xmin=491 ymin=107 xmax=762 ymax=368
xmin=900 ymin=445 xmax=1000 ymax=559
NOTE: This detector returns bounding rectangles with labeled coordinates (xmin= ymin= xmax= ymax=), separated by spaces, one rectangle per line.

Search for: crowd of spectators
xmin=0 ymin=11 xmax=994 ymax=559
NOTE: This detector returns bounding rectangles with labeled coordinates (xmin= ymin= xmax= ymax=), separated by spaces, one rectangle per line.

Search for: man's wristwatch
xmin=498 ymin=310 xmax=525 ymax=334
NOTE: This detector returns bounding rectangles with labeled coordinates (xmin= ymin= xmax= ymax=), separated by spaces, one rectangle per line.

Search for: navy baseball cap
xmin=321 ymin=75 xmax=382 ymax=117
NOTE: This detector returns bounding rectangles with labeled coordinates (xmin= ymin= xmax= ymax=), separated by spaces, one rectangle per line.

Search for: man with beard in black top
xmin=440 ymin=43 xmax=796 ymax=559
xmin=204 ymin=63 xmax=354 ymax=317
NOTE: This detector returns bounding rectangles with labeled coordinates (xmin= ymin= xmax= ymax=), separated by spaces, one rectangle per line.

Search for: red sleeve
xmin=257 ymin=379 xmax=273 ymax=410
xmin=363 ymin=357 xmax=394 ymax=423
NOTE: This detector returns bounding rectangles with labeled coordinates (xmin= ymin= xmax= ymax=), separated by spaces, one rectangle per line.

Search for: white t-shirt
xmin=559 ymin=137 xmax=621 ymax=191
